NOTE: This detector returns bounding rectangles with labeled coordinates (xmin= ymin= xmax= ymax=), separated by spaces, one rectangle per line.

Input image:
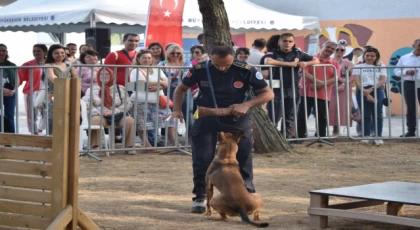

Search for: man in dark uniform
xmin=170 ymin=45 xmax=274 ymax=213
xmin=260 ymin=33 xmax=319 ymax=138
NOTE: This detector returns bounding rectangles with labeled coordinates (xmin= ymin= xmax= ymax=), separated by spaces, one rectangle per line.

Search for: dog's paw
xmin=205 ymin=210 xmax=212 ymax=216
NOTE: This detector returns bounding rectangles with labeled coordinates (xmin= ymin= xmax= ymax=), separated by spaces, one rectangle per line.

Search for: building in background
xmin=240 ymin=0 xmax=420 ymax=116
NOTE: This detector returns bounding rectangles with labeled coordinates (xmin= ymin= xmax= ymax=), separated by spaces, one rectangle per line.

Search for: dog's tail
xmin=238 ymin=208 xmax=269 ymax=228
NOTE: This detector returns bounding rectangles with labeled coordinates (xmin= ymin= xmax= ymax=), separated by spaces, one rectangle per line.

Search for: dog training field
xmin=78 ymin=142 xmax=420 ymax=230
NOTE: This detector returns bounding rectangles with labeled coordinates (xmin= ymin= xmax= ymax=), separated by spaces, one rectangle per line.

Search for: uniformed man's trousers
xmin=190 ymin=123 xmax=255 ymax=201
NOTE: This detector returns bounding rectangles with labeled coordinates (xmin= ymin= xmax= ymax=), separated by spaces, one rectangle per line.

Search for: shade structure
xmin=0 ymin=0 xmax=319 ymax=33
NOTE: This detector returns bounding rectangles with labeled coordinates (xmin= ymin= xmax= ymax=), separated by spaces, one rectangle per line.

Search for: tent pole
xmin=62 ymin=33 xmax=67 ymax=45
xmin=90 ymin=11 xmax=96 ymax=27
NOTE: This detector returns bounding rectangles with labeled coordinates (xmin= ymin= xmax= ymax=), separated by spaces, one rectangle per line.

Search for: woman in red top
xmin=297 ymin=41 xmax=340 ymax=140
xmin=329 ymin=44 xmax=354 ymax=135
xmin=18 ymin=44 xmax=48 ymax=134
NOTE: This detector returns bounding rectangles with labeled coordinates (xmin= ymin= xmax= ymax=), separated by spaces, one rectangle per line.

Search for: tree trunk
xmin=197 ymin=0 xmax=232 ymax=50
xmin=250 ymin=103 xmax=293 ymax=154
xmin=197 ymin=0 xmax=293 ymax=154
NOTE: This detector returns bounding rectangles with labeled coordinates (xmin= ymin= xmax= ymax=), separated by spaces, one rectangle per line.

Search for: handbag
xmin=351 ymin=107 xmax=361 ymax=122
xmin=104 ymin=112 xmax=125 ymax=125
xmin=159 ymin=95 xmax=173 ymax=108
xmin=33 ymin=78 xmax=46 ymax=110
xmin=34 ymin=89 xmax=46 ymax=110
xmin=383 ymin=85 xmax=391 ymax=107
xmin=103 ymin=85 xmax=126 ymax=124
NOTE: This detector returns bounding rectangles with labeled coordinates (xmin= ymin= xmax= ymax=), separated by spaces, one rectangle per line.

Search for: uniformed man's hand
xmin=168 ymin=111 xmax=184 ymax=123
xmin=230 ymin=104 xmax=250 ymax=116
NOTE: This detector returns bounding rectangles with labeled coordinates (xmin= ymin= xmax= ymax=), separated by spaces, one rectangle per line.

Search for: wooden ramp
xmin=0 ymin=78 xmax=98 ymax=230
xmin=308 ymin=181 xmax=420 ymax=229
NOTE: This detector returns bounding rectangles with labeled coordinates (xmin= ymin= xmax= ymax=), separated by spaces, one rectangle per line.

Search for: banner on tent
xmin=0 ymin=15 xmax=55 ymax=25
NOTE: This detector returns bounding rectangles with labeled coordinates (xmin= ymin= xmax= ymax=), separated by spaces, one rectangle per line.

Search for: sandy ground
xmin=78 ymin=142 xmax=420 ymax=230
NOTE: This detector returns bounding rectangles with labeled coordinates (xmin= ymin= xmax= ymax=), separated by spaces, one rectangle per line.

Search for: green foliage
xmin=111 ymin=34 xmax=123 ymax=45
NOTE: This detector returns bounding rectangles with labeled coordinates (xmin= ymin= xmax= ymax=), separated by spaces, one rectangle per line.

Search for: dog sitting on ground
xmin=205 ymin=132 xmax=269 ymax=228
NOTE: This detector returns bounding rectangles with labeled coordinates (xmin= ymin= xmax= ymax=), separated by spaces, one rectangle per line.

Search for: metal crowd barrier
xmin=346 ymin=65 xmax=420 ymax=140
xmin=2 ymin=64 xmax=419 ymax=156
xmin=0 ymin=65 xmax=62 ymax=135
xmin=67 ymin=64 xmax=193 ymax=156
xmin=253 ymin=64 xmax=341 ymax=144
xmin=254 ymin=64 xmax=420 ymax=143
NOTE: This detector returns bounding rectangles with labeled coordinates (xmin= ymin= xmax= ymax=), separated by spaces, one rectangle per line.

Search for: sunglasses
xmin=336 ymin=49 xmax=345 ymax=52
xmin=170 ymin=52 xmax=182 ymax=56
xmin=194 ymin=51 xmax=201 ymax=54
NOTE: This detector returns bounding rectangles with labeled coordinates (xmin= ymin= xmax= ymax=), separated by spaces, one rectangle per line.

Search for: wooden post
xmin=309 ymin=194 xmax=329 ymax=229
xmin=67 ymin=78 xmax=81 ymax=230
xmin=51 ymin=78 xmax=71 ymax=220
xmin=387 ymin=202 xmax=404 ymax=216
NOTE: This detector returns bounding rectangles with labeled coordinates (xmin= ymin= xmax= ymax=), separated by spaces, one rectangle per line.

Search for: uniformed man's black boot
xmin=191 ymin=198 xmax=206 ymax=213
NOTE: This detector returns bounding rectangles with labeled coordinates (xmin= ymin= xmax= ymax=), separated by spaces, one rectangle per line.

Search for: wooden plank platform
xmin=310 ymin=181 xmax=420 ymax=205
xmin=308 ymin=181 xmax=420 ymax=229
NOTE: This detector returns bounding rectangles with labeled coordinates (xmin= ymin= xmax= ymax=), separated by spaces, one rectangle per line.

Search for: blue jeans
xmin=1 ymin=95 xmax=16 ymax=133
xmin=356 ymin=119 xmax=374 ymax=135
xmin=356 ymin=87 xmax=384 ymax=137
xmin=148 ymin=130 xmax=156 ymax=144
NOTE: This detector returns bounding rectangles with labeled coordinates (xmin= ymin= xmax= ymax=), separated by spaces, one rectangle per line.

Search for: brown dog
xmin=205 ymin=132 xmax=268 ymax=228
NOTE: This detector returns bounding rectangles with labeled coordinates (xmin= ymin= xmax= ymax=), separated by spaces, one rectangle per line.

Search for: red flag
xmin=145 ymin=0 xmax=186 ymax=48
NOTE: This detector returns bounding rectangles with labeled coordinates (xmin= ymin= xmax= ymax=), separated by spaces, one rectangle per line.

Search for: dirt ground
xmin=78 ymin=142 xmax=420 ymax=230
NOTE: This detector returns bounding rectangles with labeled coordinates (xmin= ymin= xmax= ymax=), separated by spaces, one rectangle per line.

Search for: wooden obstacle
xmin=0 ymin=78 xmax=99 ymax=229
xmin=308 ymin=181 xmax=420 ymax=229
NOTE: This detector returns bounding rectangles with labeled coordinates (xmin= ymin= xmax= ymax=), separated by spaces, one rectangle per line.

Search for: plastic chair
xmin=80 ymin=99 xmax=110 ymax=156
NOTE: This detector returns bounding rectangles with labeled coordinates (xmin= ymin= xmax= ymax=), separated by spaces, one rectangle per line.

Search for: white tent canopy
xmin=0 ymin=0 xmax=147 ymax=33
xmin=182 ymin=0 xmax=320 ymax=33
xmin=0 ymin=0 xmax=319 ymax=33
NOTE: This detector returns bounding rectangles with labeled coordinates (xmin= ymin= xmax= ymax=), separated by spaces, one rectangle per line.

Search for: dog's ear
xmin=218 ymin=132 xmax=226 ymax=142
xmin=235 ymin=132 xmax=244 ymax=143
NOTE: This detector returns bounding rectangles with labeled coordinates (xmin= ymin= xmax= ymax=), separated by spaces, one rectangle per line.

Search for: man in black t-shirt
xmin=170 ymin=45 xmax=274 ymax=214
xmin=260 ymin=33 xmax=319 ymax=138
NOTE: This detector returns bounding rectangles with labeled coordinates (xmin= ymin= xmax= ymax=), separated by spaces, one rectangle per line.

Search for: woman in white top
xmin=158 ymin=44 xmax=193 ymax=141
xmin=129 ymin=49 xmax=176 ymax=148
xmin=352 ymin=47 xmax=387 ymax=145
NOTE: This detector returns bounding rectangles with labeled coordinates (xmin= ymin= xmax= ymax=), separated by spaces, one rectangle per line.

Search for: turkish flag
xmin=145 ymin=0 xmax=186 ymax=48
